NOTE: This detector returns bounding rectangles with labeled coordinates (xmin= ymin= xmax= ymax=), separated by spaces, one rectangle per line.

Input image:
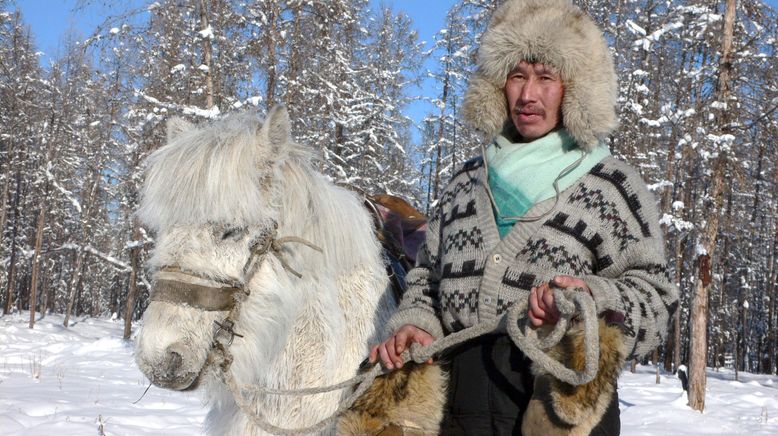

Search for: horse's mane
xmin=137 ymin=112 xmax=314 ymax=231
xmin=277 ymin=162 xmax=383 ymax=277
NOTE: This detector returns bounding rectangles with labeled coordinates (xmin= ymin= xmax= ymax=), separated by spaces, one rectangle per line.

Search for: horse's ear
xmin=167 ymin=117 xmax=193 ymax=142
xmin=264 ymin=105 xmax=291 ymax=147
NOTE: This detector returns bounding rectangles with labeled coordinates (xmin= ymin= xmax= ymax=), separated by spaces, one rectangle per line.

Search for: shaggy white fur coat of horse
xmin=134 ymin=107 xmax=397 ymax=435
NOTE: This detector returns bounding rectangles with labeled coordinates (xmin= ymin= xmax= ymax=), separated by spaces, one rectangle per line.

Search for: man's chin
xmin=511 ymin=117 xmax=553 ymax=142
xmin=514 ymin=127 xmax=551 ymax=142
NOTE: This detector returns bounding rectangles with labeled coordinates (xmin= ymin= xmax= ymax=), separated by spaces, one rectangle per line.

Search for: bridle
xmin=149 ymin=219 xmax=323 ymax=349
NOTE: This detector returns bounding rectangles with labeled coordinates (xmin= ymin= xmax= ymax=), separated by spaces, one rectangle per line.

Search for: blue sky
xmin=14 ymin=0 xmax=457 ymax=66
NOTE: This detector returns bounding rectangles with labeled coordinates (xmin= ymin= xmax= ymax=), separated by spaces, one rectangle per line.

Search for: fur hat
xmin=462 ymin=0 xmax=618 ymax=150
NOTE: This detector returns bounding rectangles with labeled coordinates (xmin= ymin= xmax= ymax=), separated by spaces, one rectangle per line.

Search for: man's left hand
xmin=528 ymin=275 xmax=591 ymax=327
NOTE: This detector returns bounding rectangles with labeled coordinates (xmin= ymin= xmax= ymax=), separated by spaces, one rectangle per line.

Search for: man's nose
xmin=520 ymin=76 xmax=539 ymax=103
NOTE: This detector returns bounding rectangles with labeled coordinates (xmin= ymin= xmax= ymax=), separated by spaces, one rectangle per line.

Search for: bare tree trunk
xmin=688 ymin=155 xmax=726 ymax=411
xmin=664 ymin=281 xmax=681 ymax=373
xmin=63 ymin=248 xmax=86 ymax=327
xmin=3 ymin=171 xmax=21 ymax=315
xmin=741 ymin=299 xmax=751 ymax=372
xmin=39 ymin=259 xmax=50 ymax=319
xmin=433 ymin=31 xmax=453 ymax=202
xmin=663 ymin=319 xmax=675 ymax=372
xmin=669 ymin=161 xmax=691 ymax=373
xmin=734 ymin=292 xmax=740 ymax=381
xmin=768 ymin=228 xmax=777 ymax=374
xmin=124 ymin=222 xmax=142 ymax=340
xmin=199 ymin=0 xmax=214 ymax=109
xmin=666 ymin=142 xmax=693 ymax=373
xmin=0 ymin=143 xmax=12 ymax=245
xmin=689 ymin=258 xmax=712 ymax=410
xmin=688 ymin=0 xmax=737 ymax=412
xmin=28 ymin=205 xmax=46 ymax=328
xmin=264 ymin=2 xmax=279 ymax=107
xmin=661 ymin=144 xmax=677 ymax=373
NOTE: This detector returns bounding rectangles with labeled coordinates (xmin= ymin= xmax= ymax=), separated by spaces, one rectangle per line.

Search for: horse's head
xmin=134 ymin=106 xmax=306 ymax=391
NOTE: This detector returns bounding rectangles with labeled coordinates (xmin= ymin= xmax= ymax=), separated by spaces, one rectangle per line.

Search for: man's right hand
xmin=368 ymin=324 xmax=434 ymax=369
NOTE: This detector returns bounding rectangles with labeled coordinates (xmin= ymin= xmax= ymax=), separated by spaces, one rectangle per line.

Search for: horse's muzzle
xmin=144 ymin=342 xmax=202 ymax=391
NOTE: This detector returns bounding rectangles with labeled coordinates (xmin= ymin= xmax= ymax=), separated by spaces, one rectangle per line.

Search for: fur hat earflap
xmin=462 ymin=0 xmax=618 ymax=150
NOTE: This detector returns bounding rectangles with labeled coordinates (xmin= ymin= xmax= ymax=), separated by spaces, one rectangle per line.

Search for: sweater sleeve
xmin=580 ymin=164 xmax=679 ymax=360
xmin=384 ymin=206 xmax=445 ymax=340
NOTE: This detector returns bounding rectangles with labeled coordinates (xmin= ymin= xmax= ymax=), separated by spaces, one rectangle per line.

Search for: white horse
xmin=133 ymin=107 xmax=442 ymax=435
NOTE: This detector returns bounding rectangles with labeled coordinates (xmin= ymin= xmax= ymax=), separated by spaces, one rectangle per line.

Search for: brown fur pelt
xmin=522 ymin=319 xmax=626 ymax=436
xmin=337 ymin=363 xmax=447 ymax=435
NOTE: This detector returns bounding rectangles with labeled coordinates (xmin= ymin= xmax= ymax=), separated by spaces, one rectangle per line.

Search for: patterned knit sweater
xmin=386 ymin=156 xmax=679 ymax=360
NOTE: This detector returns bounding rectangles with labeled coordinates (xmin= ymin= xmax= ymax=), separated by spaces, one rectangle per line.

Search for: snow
xmin=711 ymin=101 xmax=728 ymax=110
xmin=45 ymin=165 xmax=82 ymax=213
xmin=646 ymin=180 xmax=673 ymax=192
xmin=136 ymin=91 xmax=221 ymax=119
xmin=198 ymin=26 xmax=214 ymax=39
xmin=2 ymin=313 xmax=777 ymax=435
xmin=626 ymin=20 xmax=647 ymax=36
xmin=659 ymin=213 xmax=694 ymax=232
xmin=0 ymin=313 xmax=206 ymax=435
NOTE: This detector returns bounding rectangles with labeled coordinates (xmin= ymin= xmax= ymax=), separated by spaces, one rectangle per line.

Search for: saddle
xmin=364 ymin=194 xmax=428 ymax=302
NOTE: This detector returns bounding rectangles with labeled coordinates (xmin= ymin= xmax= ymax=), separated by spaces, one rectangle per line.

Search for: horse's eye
xmin=221 ymin=227 xmax=246 ymax=240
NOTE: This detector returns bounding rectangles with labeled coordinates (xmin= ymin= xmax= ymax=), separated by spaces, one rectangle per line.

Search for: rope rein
xmin=199 ymin=222 xmax=601 ymax=435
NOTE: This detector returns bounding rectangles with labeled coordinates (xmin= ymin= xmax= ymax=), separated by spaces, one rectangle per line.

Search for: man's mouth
xmin=517 ymin=111 xmax=543 ymax=122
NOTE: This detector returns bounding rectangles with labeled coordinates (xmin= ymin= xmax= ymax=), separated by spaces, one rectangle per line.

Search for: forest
xmin=0 ymin=0 xmax=776 ymax=405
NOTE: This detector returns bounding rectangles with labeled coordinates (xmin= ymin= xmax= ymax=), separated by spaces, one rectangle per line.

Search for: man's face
xmin=504 ymin=61 xmax=564 ymax=142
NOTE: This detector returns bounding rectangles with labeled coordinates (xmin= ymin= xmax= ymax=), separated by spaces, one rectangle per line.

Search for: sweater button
xmin=484 ymin=297 xmax=492 ymax=304
xmin=493 ymin=254 xmax=502 ymax=264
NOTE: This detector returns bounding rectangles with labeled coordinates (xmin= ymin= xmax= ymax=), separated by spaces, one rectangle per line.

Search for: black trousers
xmin=439 ymin=334 xmax=620 ymax=436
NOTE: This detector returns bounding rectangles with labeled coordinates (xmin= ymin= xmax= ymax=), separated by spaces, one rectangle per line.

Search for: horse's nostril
xmin=164 ymin=346 xmax=184 ymax=377
xmin=169 ymin=350 xmax=183 ymax=370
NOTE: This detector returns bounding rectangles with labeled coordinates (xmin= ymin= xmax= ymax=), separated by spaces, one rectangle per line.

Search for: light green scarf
xmin=487 ymin=129 xmax=611 ymax=238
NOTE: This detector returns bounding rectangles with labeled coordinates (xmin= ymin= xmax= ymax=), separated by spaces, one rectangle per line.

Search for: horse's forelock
xmin=137 ymin=112 xmax=310 ymax=231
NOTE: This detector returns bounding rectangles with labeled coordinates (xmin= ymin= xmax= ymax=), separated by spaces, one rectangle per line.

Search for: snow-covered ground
xmin=1 ymin=312 xmax=777 ymax=435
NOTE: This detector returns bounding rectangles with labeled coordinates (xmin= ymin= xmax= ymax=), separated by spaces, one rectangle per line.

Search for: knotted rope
xmin=242 ymin=225 xmax=324 ymax=282
xmin=218 ymin=286 xmax=600 ymax=435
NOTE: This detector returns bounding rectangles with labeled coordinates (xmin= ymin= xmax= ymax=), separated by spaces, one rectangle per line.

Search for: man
xmin=370 ymin=0 xmax=678 ymax=434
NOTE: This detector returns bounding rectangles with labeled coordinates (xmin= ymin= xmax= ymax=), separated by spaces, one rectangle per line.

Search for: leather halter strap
xmin=150 ymin=268 xmax=240 ymax=311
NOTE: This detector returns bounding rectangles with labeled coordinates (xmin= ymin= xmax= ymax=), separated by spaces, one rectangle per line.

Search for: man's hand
xmin=528 ymin=275 xmax=591 ymax=327
xmin=369 ymin=324 xmax=434 ymax=369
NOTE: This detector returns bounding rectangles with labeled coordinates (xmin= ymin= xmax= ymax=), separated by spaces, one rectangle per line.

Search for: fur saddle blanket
xmin=338 ymin=318 xmax=625 ymax=435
